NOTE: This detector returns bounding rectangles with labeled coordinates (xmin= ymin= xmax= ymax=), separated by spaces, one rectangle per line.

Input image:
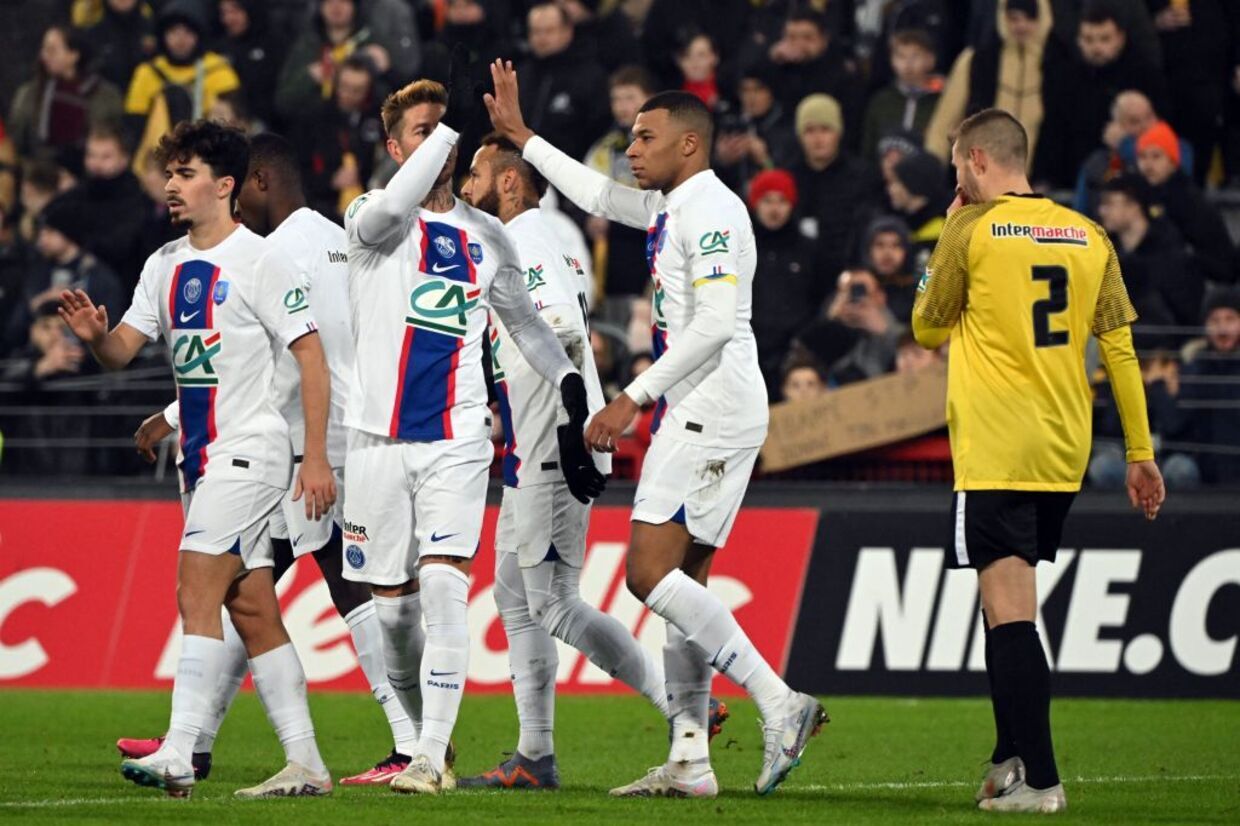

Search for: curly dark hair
xmin=154 ymin=119 xmax=250 ymax=210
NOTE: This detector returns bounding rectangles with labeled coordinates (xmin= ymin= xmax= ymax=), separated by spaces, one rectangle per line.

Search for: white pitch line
xmin=801 ymin=774 xmax=1238 ymax=792
xmin=2 ymin=773 xmax=1234 ymax=808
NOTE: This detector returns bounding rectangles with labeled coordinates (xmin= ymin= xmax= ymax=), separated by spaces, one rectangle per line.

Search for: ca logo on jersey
xmin=699 ymin=230 xmax=730 ymax=256
xmin=284 ymin=287 xmax=309 ymax=314
xmin=405 ymin=278 xmax=481 ymax=337
xmin=525 ymin=264 xmax=547 ymax=291
xmin=172 ymin=330 xmax=221 ymax=386
xmin=653 ymin=277 xmax=668 ymax=331
xmin=488 ymin=323 xmax=506 ymax=381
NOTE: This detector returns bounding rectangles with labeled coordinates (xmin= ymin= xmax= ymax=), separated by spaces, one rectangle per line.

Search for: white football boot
xmin=978 ymin=780 xmax=1067 ymax=813
xmin=391 ymin=754 xmax=449 ymax=795
xmin=755 ymin=692 xmax=829 ymax=795
xmin=609 ymin=761 xmax=719 ymax=798
xmin=120 ymin=749 xmax=195 ymax=798
xmin=233 ymin=762 xmax=332 ymax=799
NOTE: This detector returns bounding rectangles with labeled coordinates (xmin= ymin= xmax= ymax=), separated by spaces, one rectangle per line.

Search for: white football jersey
xmin=121 ymin=226 xmax=319 ymax=491
xmin=266 ymin=208 xmax=356 ymax=467
xmin=344 ymin=192 xmax=530 ymax=442
xmin=490 ymin=208 xmax=609 ymax=487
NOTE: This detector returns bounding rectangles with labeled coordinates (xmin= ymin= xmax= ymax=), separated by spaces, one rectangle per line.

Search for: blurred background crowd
xmin=0 ymin=0 xmax=1236 ymax=486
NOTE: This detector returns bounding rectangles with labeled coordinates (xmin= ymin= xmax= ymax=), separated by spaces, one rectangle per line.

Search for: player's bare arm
xmin=134 ymin=406 xmax=175 ymax=463
xmin=57 ymin=289 xmax=147 ymax=370
xmin=289 ymin=331 xmax=336 ymax=521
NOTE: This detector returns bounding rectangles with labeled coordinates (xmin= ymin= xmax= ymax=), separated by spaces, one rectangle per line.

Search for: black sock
xmin=988 ymin=621 xmax=1060 ymax=790
xmin=983 ymin=617 xmax=1018 ymax=764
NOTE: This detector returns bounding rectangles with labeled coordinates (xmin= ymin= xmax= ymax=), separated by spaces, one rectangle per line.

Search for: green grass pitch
xmin=1 ymin=690 xmax=1237 ymax=823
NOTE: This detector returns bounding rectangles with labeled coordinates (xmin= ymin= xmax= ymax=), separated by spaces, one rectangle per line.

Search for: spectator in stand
xmin=7 ymin=25 xmax=123 ymax=160
xmin=747 ymin=169 xmax=818 ymax=395
xmin=437 ymin=0 xmax=514 ymax=64
xmin=637 ymin=0 xmax=749 ymax=91
xmin=925 ymin=0 xmax=1057 ymax=179
xmin=0 ymin=200 xmax=33 ymax=359
xmin=1037 ymin=0 xmax=1170 ymax=189
xmin=0 ymin=116 xmax=16 ymax=217
xmin=887 ymin=151 xmax=948 ymax=272
xmin=1136 ymin=121 xmax=1237 ymax=285
xmin=275 ymin=0 xmax=391 ymax=125
xmin=1089 ymin=350 xmax=1199 ymax=490
xmin=1181 ymin=289 xmax=1240 ymax=484
xmin=583 ymin=65 xmax=654 ymax=320
xmin=767 ymin=9 xmax=864 ymax=145
xmin=860 ymin=216 xmax=917 ymax=323
xmin=208 ymin=89 xmax=260 ymax=134
xmin=559 ymin=0 xmax=643 ymax=73
xmin=54 ymin=123 xmax=155 ymax=291
xmin=795 ymin=269 xmax=901 ymax=387
xmin=519 ymin=2 xmax=610 ymax=162
xmin=676 ymin=32 xmax=720 ymax=110
xmin=875 ymin=127 xmax=923 ymax=193
xmin=1072 ymin=90 xmax=1194 ymax=218
xmin=895 ymin=328 xmax=943 ymax=375
xmin=82 ymin=0 xmax=156 ymax=92
xmin=1097 ymin=175 xmax=1201 ymax=335
xmin=17 ymin=159 xmax=68 ymax=244
xmin=356 ymin=0 xmax=423 ymax=80
xmin=792 ymin=94 xmax=881 ymax=289
xmin=1149 ymin=0 xmax=1237 ymax=187
xmin=124 ymin=1 xmax=241 ymax=170
xmin=779 ymin=352 xmax=829 ymax=403
xmin=294 ymin=54 xmax=383 ymax=222
xmin=5 ymin=196 xmax=124 ymax=354
xmin=861 ymin=28 xmax=942 ymax=166
xmin=212 ymin=0 xmax=286 ymax=129
xmin=714 ymin=61 xmax=799 ymax=194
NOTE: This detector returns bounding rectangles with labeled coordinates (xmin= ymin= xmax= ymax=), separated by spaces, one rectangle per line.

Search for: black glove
xmin=440 ymin=43 xmax=476 ymax=132
xmin=558 ymin=373 xmax=605 ymax=503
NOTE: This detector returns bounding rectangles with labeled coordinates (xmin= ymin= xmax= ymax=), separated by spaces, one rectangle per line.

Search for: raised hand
xmin=483 ymin=59 xmax=534 ymax=148
xmin=57 ymin=289 xmax=109 ymax=345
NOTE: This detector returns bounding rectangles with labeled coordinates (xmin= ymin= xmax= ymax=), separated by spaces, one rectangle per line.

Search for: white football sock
xmin=249 ymin=643 xmax=327 ymax=776
xmin=414 ymin=564 xmax=470 ymax=773
xmin=662 ymin=622 xmax=712 ymax=764
xmin=163 ymin=634 xmax=227 ymax=763
xmin=527 ymin=562 xmax=669 ymax=718
xmin=495 ymin=551 xmax=557 ymax=760
xmin=193 ymin=617 xmax=248 ymax=753
xmin=646 ymin=569 xmax=791 ymax=723
xmin=373 ymin=591 xmax=426 ymax=741
xmin=346 ymin=600 xmax=419 ymax=756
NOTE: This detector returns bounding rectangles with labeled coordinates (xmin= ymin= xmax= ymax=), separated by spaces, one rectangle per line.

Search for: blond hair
xmin=381 ymin=79 xmax=448 ymax=137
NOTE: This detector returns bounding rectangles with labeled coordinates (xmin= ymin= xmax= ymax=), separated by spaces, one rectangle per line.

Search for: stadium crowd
xmin=0 ymin=0 xmax=1237 ymax=484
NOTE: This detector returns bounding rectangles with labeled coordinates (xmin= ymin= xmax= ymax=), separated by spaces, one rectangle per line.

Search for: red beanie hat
xmin=747 ymin=169 xmax=798 ymax=210
xmin=1137 ymin=121 xmax=1181 ymax=168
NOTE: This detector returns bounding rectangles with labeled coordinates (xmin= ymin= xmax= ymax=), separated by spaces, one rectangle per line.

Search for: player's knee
xmin=176 ymin=584 xmax=221 ymax=632
xmin=625 ymin=566 xmax=658 ymax=603
xmin=532 ymin=590 xmax=574 ymax=639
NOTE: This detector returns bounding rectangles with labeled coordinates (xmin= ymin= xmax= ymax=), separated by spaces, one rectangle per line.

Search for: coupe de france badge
xmin=468 ymin=242 xmax=484 ymax=264
xmin=213 ymin=280 xmax=230 ymax=305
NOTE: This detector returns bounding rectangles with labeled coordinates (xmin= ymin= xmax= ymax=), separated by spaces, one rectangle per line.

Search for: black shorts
xmin=947 ymin=490 xmax=1076 ymax=570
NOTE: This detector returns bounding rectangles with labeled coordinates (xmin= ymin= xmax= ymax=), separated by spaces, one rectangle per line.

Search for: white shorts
xmin=496 ymin=482 xmax=590 ymax=568
xmin=631 ymin=436 xmax=759 ymax=548
xmin=341 ymin=429 xmax=492 ymax=587
xmin=179 ymin=470 xmax=285 ymax=569
xmin=268 ymin=464 xmax=346 ymax=557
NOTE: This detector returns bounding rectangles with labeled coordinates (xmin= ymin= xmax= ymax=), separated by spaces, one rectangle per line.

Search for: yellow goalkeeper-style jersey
xmin=912 ymin=193 xmax=1152 ymax=491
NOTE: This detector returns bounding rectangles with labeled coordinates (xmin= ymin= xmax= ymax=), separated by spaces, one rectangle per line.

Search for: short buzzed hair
xmin=953 ymin=108 xmax=1028 ymax=170
xmin=479 ymin=131 xmax=548 ymax=200
xmin=381 ymin=78 xmax=447 ymax=137
xmin=248 ymin=132 xmax=302 ymax=188
xmin=637 ymin=90 xmax=714 ymax=149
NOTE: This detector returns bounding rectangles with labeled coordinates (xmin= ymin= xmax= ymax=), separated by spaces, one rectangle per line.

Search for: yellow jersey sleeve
xmin=1090 ymin=224 xmax=1138 ymax=336
xmin=913 ymin=202 xmax=997 ymax=329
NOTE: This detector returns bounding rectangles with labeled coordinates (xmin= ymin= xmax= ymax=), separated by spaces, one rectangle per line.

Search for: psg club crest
xmin=213 ymin=280 xmax=229 ymax=304
xmin=434 ymin=235 xmax=457 ymax=259
xmin=467 ymin=241 xmax=483 ymax=264
xmin=183 ymin=277 xmax=202 ymax=304
xmin=346 ymin=544 xmax=365 ymax=569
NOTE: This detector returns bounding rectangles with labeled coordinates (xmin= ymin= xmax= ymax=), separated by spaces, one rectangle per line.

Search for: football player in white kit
xmin=58 ymin=120 xmax=336 ymax=799
xmin=456 ymin=133 xmax=691 ymax=789
xmin=486 ymin=61 xmax=827 ymax=797
xmin=116 ymin=133 xmax=420 ymax=786
xmin=341 ymin=61 xmax=603 ymax=795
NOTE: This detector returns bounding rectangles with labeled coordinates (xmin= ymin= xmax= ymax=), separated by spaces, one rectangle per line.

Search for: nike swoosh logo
xmin=430 ymin=532 xmax=458 ymax=543
xmin=179 ymin=310 xmax=200 ymax=323
xmin=429 ymin=669 xmax=458 ymax=677
xmin=292 ymin=534 xmax=303 ymax=547
xmin=431 ymin=263 xmax=459 ymax=273
xmin=185 ymin=529 xmax=205 ymax=536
